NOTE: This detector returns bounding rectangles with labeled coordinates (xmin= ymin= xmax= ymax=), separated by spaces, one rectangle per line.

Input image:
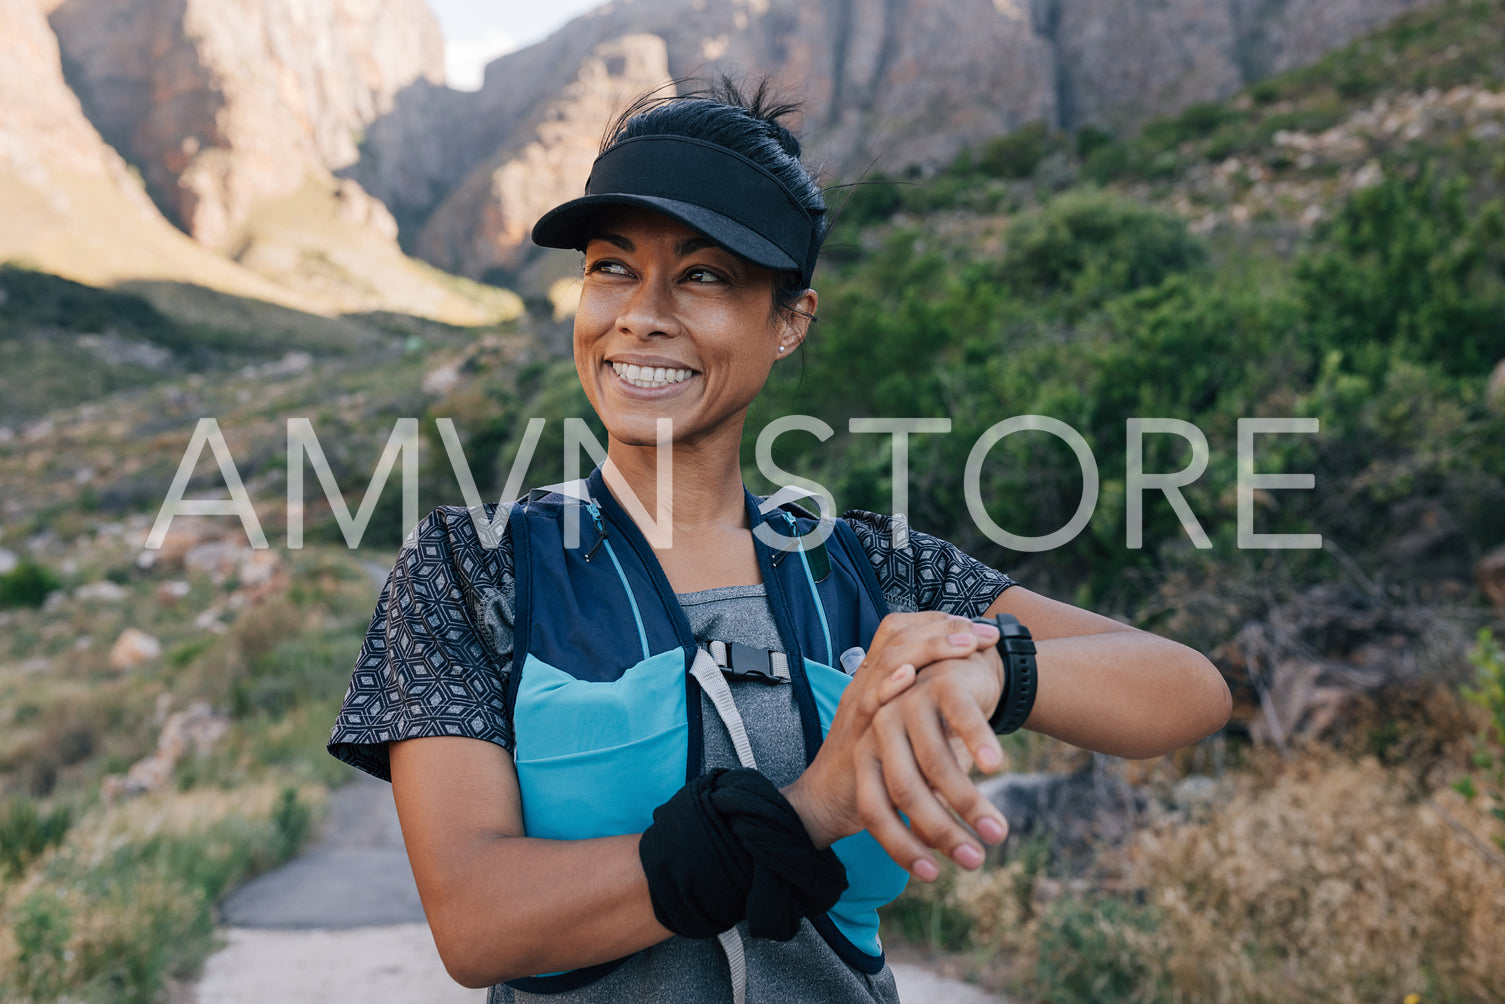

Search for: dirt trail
xmin=193 ymin=773 xmax=1009 ymax=1003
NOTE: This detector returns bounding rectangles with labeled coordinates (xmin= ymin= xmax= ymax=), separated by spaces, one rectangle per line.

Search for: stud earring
xmin=778 ymin=346 xmax=786 ymax=353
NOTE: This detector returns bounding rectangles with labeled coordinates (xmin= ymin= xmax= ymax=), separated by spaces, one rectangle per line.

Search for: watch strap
xmin=974 ymin=612 xmax=1037 ymax=735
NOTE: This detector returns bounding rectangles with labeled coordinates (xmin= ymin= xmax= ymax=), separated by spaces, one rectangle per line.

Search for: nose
xmin=616 ymin=275 xmax=681 ymax=338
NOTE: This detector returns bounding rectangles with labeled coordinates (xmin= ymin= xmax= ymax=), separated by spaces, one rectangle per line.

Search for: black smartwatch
xmin=971 ymin=612 xmax=1038 ymax=735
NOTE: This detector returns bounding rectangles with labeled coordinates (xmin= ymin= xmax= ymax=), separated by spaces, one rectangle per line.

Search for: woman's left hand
xmin=776 ymin=614 xmax=999 ymax=867
xmin=781 ymin=613 xmax=1009 ymax=878
xmin=849 ymin=645 xmax=1009 ymax=881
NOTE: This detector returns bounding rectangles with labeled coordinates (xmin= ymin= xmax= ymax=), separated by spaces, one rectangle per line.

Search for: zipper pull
xmin=582 ymin=498 xmax=606 ymax=562
xmin=769 ymin=511 xmax=801 ymax=567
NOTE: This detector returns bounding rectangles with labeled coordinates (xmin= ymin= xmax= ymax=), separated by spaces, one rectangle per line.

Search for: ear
xmin=775 ymin=288 xmax=818 ymax=357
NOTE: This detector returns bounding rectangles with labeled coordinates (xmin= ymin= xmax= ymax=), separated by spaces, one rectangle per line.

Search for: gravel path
xmin=193 ymin=774 xmax=1010 ymax=1003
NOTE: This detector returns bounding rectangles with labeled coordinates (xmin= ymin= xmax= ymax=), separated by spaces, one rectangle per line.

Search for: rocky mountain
xmin=415 ymin=34 xmax=673 ymax=280
xmin=1 ymin=0 xmax=513 ymax=324
xmin=352 ymin=0 xmax=1445 ymax=279
xmin=48 ymin=0 xmax=444 ymax=251
xmin=1 ymin=0 xmax=146 ymax=200
xmin=0 ymin=0 xmax=306 ymax=305
xmin=1 ymin=0 xmax=1450 ymax=300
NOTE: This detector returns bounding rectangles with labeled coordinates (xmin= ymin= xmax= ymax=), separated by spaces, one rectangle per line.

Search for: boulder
xmin=979 ymin=757 xmax=1145 ymax=863
xmin=108 ymin=627 xmax=162 ymax=670
xmin=102 ymin=701 xmax=230 ymax=799
xmin=75 ymin=580 xmax=127 ymax=602
xmin=1487 ymin=359 xmax=1505 ymax=411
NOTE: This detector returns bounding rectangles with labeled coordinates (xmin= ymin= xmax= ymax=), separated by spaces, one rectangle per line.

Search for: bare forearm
xmin=1026 ymin=631 xmax=1231 ymax=758
xmin=417 ymin=831 xmax=670 ymax=988
xmin=388 ymin=737 xmax=672 ymax=989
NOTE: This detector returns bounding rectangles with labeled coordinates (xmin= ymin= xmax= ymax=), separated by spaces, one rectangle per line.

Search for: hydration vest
xmin=503 ymin=467 xmax=910 ymax=994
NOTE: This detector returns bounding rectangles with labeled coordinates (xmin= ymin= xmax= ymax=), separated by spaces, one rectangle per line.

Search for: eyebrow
xmin=588 ymin=231 xmax=723 ymax=257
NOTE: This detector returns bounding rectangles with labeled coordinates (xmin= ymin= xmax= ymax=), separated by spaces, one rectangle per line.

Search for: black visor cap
xmin=532 ymin=135 xmax=821 ymax=288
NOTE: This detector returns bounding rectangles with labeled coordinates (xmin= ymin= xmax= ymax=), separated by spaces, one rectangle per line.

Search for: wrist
xmin=780 ymin=777 xmax=839 ymax=850
xmin=972 ymin=613 xmax=1038 ymax=735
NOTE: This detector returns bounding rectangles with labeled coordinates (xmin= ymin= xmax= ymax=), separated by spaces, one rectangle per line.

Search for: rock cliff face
xmin=48 ymin=0 xmax=444 ymax=249
xmin=0 ymin=0 xmax=152 ymax=205
xmin=0 ymin=0 xmax=289 ymax=299
xmin=388 ymin=0 xmax=1442 ymax=275
xmin=3 ymin=0 xmax=1450 ymax=303
xmin=415 ymin=35 xmax=672 ymax=280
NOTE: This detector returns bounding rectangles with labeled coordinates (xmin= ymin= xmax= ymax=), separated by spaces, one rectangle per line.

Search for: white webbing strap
xmin=689 ymin=647 xmax=755 ymax=1004
xmin=690 ymin=648 xmax=758 ymax=771
xmin=716 ymin=928 xmax=748 ymax=1004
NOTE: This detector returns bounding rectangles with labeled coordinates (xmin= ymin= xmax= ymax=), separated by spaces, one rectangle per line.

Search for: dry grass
xmin=1133 ymin=752 xmax=1505 ymax=1002
xmin=925 ymin=747 xmax=1505 ymax=1003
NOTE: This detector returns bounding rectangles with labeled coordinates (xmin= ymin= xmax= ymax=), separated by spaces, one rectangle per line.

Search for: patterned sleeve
xmin=841 ymin=510 xmax=1017 ymax=617
xmin=327 ymin=505 xmax=517 ymax=781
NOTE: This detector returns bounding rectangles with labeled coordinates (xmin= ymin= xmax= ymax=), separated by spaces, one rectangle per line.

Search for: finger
xmin=927 ymin=657 xmax=1006 ymax=774
xmin=946 ymin=732 xmax=974 ymax=774
xmin=874 ymin=663 xmax=916 ymax=705
xmin=929 ymin=686 xmax=1010 ymax=844
xmin=870 ymin=623 xmax=987 ymax=681
xmin=854 ymin=742 xmax=939 ymax=882
xmin=873 ymin=705 xmax=984 ymax=867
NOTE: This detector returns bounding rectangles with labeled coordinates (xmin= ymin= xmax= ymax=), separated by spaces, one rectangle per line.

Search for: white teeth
xmin=611 ymin=362 xmax=693 ymax=388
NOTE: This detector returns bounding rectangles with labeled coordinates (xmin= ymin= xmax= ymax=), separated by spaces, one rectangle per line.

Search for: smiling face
xmin=574 ymin=207 xmax=814 ymax=455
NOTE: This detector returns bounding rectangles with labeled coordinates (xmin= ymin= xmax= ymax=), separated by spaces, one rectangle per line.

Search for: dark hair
xmin=602 ymin=77 xmax=826 ymax=316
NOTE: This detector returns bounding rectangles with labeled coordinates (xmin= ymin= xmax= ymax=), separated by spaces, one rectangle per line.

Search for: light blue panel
xmin=804 ymin=658 xmax=912 ymax=956
xmin=515 ymin=649 xmax=686 ymax=759
xmin=514 ymin=650 xmax=688 ymax=840
xmin=805 ymin=656 xmax=850 ymax=730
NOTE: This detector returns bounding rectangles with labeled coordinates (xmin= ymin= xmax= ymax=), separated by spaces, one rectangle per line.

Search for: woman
xmin=329 ymin=81 xmax=1230 ymax=1002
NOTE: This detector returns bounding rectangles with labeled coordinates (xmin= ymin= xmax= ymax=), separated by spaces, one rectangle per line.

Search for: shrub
xmin=0 ymin=787 xmax=320 ymax=1003
xmin=1130 ymin=755 xmax=1505 ymax=1002
xmin=1142 ymin=101 xmax=1240 ymax=151
xmin=831 ymin=177 xmax=906 ymax=230
xmin=0 ymin=797 xmax=73 ymax=878
xmin=1033 ymin=895 xmax=1167 ymax=1004
xmin=1458 ymin=629 xmax=1505 ymax=844
xmin=991 ymin=190 xmax=1208 ymax=317
xmin=0 ymin=560 xmax=62 ymax=609
xmin=974 ymin=120 xmax=1059 ymax=179
xmin=1295 ymin=165 xmax=1505 ymax=378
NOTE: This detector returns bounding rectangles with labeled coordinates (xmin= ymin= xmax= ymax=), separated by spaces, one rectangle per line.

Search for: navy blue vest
xmin=504 ymin=467 xmax=909 ymax=992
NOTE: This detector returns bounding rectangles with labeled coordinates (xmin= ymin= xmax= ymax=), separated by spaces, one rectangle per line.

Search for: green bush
xmin=1142 ymin=101 xmax=1241 ymax=152
xmin=1034 ymin=895 xmax=1168 ymax=1004
xmin=0 ymin=266 xmax=167 ymax=338
xmin=973 ymin=120 xmax=1060 ymax=179
xmin=832 ymin=177 xmax=907 ymax=230
xmin=8 ymin=890 xmax=72 ymax=1002
xmin=1295 ymin=165 xmax=1505 ymax=378
xmin=0 ymin=559 xmax=63 ymax=609
xmin=1458 ymin=629 xmax=1505 ymax=845
xmin=991 ymin=190 xmax=1208 ymax=317
xmin=0 ymin=796 xmax=73 ymax=878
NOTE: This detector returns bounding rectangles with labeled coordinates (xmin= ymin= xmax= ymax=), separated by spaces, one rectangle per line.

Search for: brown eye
xmin=587 ymin=259 xmax=631 ymax=277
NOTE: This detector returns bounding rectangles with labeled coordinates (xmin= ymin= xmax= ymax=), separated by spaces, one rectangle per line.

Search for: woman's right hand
xmin=781 ymin=612 xmax=1008 ymax=877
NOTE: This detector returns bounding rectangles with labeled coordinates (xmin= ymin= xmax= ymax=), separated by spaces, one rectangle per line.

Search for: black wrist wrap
xmin=638 ymin=767 xmax=848 ymax=942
